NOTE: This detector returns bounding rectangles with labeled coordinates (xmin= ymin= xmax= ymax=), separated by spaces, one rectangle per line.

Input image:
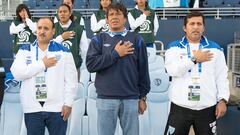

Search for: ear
xmin=183 ymin=26 xmax=186 ymax=33
xmin=52 ymin=28 xmax=55 ymax=36
xmin=106 ymin=18 xmax=109 ymax=24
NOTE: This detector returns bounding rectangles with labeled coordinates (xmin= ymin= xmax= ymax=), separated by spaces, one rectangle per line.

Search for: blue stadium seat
xmin=203 ymin=0 xmax=224 ymax=7
xmin=0 ymin=79 xmax=23 ymax=135
xmin=67 ymin=82 xmax=86 ymax=135
xmin=147 ymin=47 xmax=170 ymax=135
xmin=222 ymin=0 xmax=240 ymax=7
xmin=75 ymin=0 xmax=87 ymax=9
xmin=147 ymin=69 xmax=170 ymax=135
xmin=87 ymin=0 xmax=99 ymax=9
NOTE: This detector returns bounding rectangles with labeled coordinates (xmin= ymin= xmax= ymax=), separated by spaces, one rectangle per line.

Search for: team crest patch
xmin=167 ymin=125 xmax=175 ymax=135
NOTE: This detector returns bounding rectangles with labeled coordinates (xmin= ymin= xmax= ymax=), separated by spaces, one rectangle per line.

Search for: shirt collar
xmin=180 ymin=36 xmax=209 ymax=48
xmin=107 ymin=28 xmax=128 ymax=37
xmin=59 ymin=20 xmax=72 ymax=29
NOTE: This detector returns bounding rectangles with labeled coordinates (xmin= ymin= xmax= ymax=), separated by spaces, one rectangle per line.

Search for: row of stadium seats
xmin=203 ymin=0 xmax=240 ymax=7
xmin=22 ymin=0 xmax=240 ymax=10
xmin=0 ymin=47 xmax=170 ymax=135
xmin=23 ymin=0 xmax=136 ymax=9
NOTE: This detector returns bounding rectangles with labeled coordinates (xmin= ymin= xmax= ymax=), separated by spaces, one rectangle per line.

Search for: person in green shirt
xmin=54 ymin=0 xmax=85 ymax=28
xmin=90 ymin=0 xmax=112 ymax=35
xmin=54 ymin=4 xmax=88 ymax=80
xmin=128 ymin=0 xmax=159 ymax=48
xmin=9 ymin=4 xmax=36 ymax=54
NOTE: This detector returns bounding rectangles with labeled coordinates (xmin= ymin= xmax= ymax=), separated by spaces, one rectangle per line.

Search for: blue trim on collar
xmin=180 ymin=36 xmax=209 ymax=48
xmin=106 ymin=29 xmax=128 ymax=37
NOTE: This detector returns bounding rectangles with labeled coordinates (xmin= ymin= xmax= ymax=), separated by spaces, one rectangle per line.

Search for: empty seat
xmin=67 ymin=82 xmax=86 ymax=135
xmin=0 ymin=79 xmax=23 ymax=135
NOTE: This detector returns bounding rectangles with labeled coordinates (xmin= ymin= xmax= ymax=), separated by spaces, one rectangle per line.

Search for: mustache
xmin=39 ymin=33 xmax=46 ymax=37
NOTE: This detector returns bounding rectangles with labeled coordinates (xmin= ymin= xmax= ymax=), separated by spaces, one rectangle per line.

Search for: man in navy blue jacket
xmin=86 ymin=3 xmax=150 ymax=135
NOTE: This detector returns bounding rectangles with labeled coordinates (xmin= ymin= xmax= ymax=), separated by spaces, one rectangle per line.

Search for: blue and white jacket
xmin=165 ymin=36 xmax=230 ymax=110
xmin=11 ymin=40 xmax=78 ymax=113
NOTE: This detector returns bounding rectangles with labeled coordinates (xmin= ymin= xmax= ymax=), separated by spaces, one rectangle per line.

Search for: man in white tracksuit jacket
xmin=164 ymin=11 xmax=230 ymax=135
xmin=11 ymin=17 xmax=78 ymax=135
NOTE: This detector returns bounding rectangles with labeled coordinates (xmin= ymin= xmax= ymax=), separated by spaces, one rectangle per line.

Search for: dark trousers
xmin=25 ymin=112 xmax=67 ymax=135
xmin=164 ymin=102 xmax=217 ymax=135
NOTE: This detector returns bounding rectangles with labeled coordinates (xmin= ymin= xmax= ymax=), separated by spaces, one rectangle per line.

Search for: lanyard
xmin=187 ymin=43 xmax=202 ymax=73
xmin=36 ymin=43 xmax=47 ymax=72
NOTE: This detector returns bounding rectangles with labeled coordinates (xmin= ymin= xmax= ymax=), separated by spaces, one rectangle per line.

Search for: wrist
xmin=191 ymin=56 xmax=197 ymax=64
xmin=140 ymin=96 xmax=147 ymax=102
xmin=219 ymin=99 xmax=227 ymax=104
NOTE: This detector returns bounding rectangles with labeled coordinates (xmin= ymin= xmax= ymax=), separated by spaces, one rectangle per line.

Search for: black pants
xmin=164 ymin=103 xmax=217 ymax=135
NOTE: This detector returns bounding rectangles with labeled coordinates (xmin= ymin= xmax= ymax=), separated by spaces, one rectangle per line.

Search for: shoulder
xmin=205 ymin=40 xmax=222 ymax=50
xmin=48 ymin=41 xmax=70 ymax=53
xmin=166 ymin=40 xmax=183 ymax=49
xmin=19 ymin=44 xmax=31 ymax=51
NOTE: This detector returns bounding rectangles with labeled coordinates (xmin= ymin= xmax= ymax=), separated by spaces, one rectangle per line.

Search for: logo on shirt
xmin=154 ymin=78 xmax=162 ymax=86
xmin=26 ymin=56 xmax=32 ymax=65
xmin=103 ymin=44 xmax=111 ymax=47
xmin=18 ymin=29 xmax=30 ymax=42
xmin=167 ymin=125 xmax=175 ymax=135
xmin=180 ymin=52 xmax=188 ymax=59
xmin=140 ymin=20 xmax=152 ymax=33
xmin=62 ymin=40 xmax=73 ymax=49
xmin=102 ymin=24 xmax=109 ymax=32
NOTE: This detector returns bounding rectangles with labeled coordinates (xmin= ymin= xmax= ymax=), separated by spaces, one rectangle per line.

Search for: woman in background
xmin=90 ymin=0 xmax=112 ymax=35
xmin=9 ymin=4 xmax=36 ymax=54
xmin=128 ymin=0 xmax=159 ymax=48
xmin=54 ymin=4 xmax=88 ymax=80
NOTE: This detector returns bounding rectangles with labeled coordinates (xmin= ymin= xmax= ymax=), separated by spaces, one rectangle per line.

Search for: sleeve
xmin=164 ymin=44 xmax=195 ymax=77
xmin=90 ymin=13 xmax=106 ymax=33
xmin=86 ymin=36 xmax=120 ymax=73
xmin=10 ymin=49 xmax=46 ymax=81
xmin=9 ymin=21 xmax=26 ymax=35
xmin=53 ymin=16 xmax=58 ymax=23
xmin=137 ymin=36 xmax=151 ymax=98
xmin=128 ymin=11 xmax=147 ymax=31
xmin=215 ymin=50 xmax=230 ymax=102
xmin=80 ymin=17 xmax=85 ymax=28
xmin=79 ymin=30 xmax=89 ymax=63
xmin=63 ymin=52 xmax=78 ymax=107
xmin=153 ymin=13 xmax=159 ymax=36
xmin=25 ymin=18 xmax=37 ymax=34
xmin=53 ymin=35 xmax=64 ymax=43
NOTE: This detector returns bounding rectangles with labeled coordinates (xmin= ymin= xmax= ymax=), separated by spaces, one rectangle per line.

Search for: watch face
xmin=191 ymin=56 xmax=196 ymax=61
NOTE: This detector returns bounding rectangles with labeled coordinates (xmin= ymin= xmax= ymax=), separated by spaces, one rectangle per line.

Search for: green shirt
xmin=54 ymin=22 xmax=84 ymax=69
xmin=12 ymin=19 xmax=36 ymax=54
xmin=94 ymin=10 xmax=109 ymax=34
xmin=129 ymin=6 xmax=155 ymax=44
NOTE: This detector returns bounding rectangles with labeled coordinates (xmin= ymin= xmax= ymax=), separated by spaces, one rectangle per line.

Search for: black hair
xmin=106 ymin=3 xmax=127 ymax=19
xmin=184 ymin=11 xmax=205 ymax=27
xmin=16 ymin=4 xmax=31 ymax=22
xmin=135 ymin=0 xmax=149 ymax=7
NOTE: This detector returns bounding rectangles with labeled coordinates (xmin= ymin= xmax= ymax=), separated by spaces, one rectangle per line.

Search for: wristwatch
xmin=191 ymin=56 xmax=197 ymax=64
